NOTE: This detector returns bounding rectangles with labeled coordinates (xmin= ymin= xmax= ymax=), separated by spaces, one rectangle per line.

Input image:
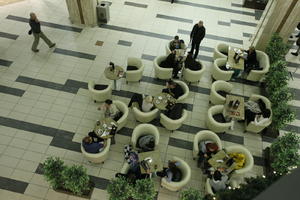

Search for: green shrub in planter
xmin=107 ymin=176 xmax=133 ymax=200
xmin=265 ymin=33 xmax=289 ymax=64
xmin=42 ymin=157 xmax=65 ymax=189
xmin=269 ymin=86 xmax=293 ymax=107
xmin=132 ymin=179 xmax=156 ymax=200
xmin=270 ymin=132 xmax=300 ymax=175
xmin=271 ymin=103 xmax=295 ymax=131
xmin=179 ymin=187 xmax=203 ymax=200
xmin=62 ymin=165 xmax=90 ymax=195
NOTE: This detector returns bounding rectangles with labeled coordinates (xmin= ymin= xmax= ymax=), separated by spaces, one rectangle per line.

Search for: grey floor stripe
xmin=0 ymin=58 xmax=13 ymax=67
xmin=6 ymin=15 xmax=82 ymax=33
xmin=291 ymin=106 xmax=300 ymax=120
xmin=158 ymin=0 xmax=255 ymax=17
xmin=254 ymin=10 xmax=263 ymax=20
xmin=141 ymin=54 xmax=156 ymax=61
xmin=0 ymin=177 xmax=28 ymax=194
xmin=231 ymin=3 xmax=243 ymax=7
xmin=231 ymin=19 xmax=257 ymax=27
xmin=99 ymin=24 xmax=173 ymax=40
xmin=168 ymin=137 xmax=193 ymax=150
xmin=177 ymin=29 xmax=243 ymax=45
xmin=0 ymin=31 xmax=18 ymax=40
xmin=253 ymin=155 xmax=265 ymax=166
xmin=0 ymin=85 xmax=25 ymax=97
xmin=35 ymin=164 xmax=110 ymax=190
xmin=102 ymin=1 xmax=112 ymax=6
xmin=117 ymin=40 xmax=132 ymax=46
xmin=218 ymin=21 xmax=231 ymax=26
xmin=124 ymin=1 xmax=148 ymax=8
xmin=243 ymin=33 xmax=252 ymax=37
xmin=283 ymin=124 xmax=300 ymax=134
xmin=261 ymin=135 xmax=276 ymax=143
xmin=53 ymin=48 xmax=96 ymax=60
xmin=156 ymin=14 xmax=193 ymax=24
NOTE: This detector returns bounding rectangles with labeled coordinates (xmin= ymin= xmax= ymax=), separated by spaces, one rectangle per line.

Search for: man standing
xmin=29 ymin=12 xmax=55 ymax=52
xmin=190 ymin=20 xmax=206 ymax=59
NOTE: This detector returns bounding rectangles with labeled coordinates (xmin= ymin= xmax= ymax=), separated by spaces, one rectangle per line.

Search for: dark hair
xmin=109 ymin=62 xmax=114 ymax=67
xmin=179 ymin=39 xmax=184 ymax=44
xmin=206 ymin=143 xmax=219 ymax=152
xmin=147 ymin=138 xmax=155 ymax=149
xmin=263 ymin=109 xmax=271 ymax=118
xmin=167 ymin=80 xmax=176 ymax=86
xmin=174 ymin=35 xmax=179 ymax=40
xmin=105 ymin=99 xmax=113 ymax=105
xmin=83 ymin=136 xmax=92 ymax=144
xmin=213 ymin=170 xmax=222 ymax=181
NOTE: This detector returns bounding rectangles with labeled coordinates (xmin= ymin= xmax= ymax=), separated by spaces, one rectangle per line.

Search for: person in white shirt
xmin=209 ymin=170 xmax=228 ymax=192
xmin=128 ymin=94 xmax=154 ymax=112
xmin=254 ymin=109 xmax=271 ymax=125
xmin=98 ymin=99 xmax=121 ymax=120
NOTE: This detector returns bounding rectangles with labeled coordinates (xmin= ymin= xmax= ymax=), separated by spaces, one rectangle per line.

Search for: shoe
xmin=32 ymin=49 xmax=39 ymax=52
xmin=290 ymin=35 xmax=293 ymax=39
xmin=291 ymin=52 xmax=299 ymax=56
xmin=49 ymin=43 xmax=56 ymax=48
xmin=296 ymin=35 xmax=300 ymax=38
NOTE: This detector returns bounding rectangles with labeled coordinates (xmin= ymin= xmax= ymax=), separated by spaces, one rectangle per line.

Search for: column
xmin=251 ymin=0 xmax=300 ymax=51
xmin=65 ymin=0 xmax=97 ymax=26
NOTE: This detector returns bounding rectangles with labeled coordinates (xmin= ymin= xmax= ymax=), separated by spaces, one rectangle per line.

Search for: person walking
xmin=189 ymin=20 xmax=206 ymax=59
xmin=29 ymin=12 xmax=55 ymax=52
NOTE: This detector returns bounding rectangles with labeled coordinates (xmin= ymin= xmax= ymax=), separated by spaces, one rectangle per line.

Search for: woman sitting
xmin=98 ymin=99 xmax=122 ymax=121
xmin=244 ymin=46 xmax=259 ymax=74
xmin=128 ymin=94 xmax=154 ymax=112
xmin=136 ymin=135 xmax=155 ymax=152
xmin=245 ymin=108 xmax=271 ymax=125
xmin=197 ymin=142 xmax=219 ymax=169
xmin=82 ymin=136 xmax=104 ymax=154
xmin=209 ymin=170 xmax=229 ymax=193
xmin=184 ymin=52 xmax=202 ymax=71
xmin=156 ymin=160 xmax=182 ymax=182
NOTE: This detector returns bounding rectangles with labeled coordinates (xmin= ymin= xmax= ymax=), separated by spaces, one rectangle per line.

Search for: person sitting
xmin=245 ymin=108 xmax=271 ymax=125
xmin=82 ymin=136 xmax=104 ymax=153
xmin=170 ymin=35 xmax=181 ymax=51
xmin=163 ymin=103 xmax=184 ymax=120
xmin=136 ymin=135 xmax=155 ymax=152
xmin=197 ymin=142 xmax=219 ymax=168
xmin=162 ymin=80 xmax=184 ymax=99
xmin=98 ymin=99 xmax=122 ymax=121
xmin=244 ymin=46 xmax=259 ymax=74
xmin=184 ymin=52 xmax=202 ymax=71
xmin=156 ymin=160 xmax=182 ymax=182
xmin=128 ymin=94 xmax=154 ymax=112
xmin=209 ymin=170 xmax=229 ymax=193
xmin=160 ymin=51 xmax=181 ymax=78
xmin=88 ymin=130 xmax=104 ymax=143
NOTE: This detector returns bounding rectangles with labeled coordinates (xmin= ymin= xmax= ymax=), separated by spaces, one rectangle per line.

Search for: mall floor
xmin=0 ymin=0 xmax=299 ymax=199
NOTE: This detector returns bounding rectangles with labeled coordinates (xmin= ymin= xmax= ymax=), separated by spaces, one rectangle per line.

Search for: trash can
xmin=97 ymin=1 xmax=110 ymax=23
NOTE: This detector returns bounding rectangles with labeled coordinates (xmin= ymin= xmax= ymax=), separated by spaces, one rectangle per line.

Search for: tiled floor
xmin=0 ymin=0 xmax=299 ymax=199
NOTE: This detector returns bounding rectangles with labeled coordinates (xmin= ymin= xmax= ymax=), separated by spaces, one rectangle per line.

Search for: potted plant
xmin=265 ymin=33 xmax=289 ymax=64
xmin=265 ymin=132 xmax=300 ymax=176
xmin=131 ymin=179 xmax=156 ymax=200
xmin=243 ymin=0 xmax=269 ymax=10
xmin=179 ymin=188 xmax=203 ymax=200
xmin=107 ymin=176 xmax=133 ymax=200
xmin=42 ymin=157 xmax=65 ymax=189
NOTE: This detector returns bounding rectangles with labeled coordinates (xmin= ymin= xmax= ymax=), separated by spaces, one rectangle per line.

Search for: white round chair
xmin=88 ymin=80 xmax=112 ymax=103
xmin=213 ymin=43 xmax=229 ymax=61
xmin=174 ymin=80 xmax=190 ymax=103
xmin=131 ymin=124 xmax=159 ymax=150
xmin=160 ymin=109 xmax=188 ymax=132
xmin=210 ymin=80 xmax=233 ymax=105
xmin=182 ymin=60 xmax=206 ymax=84
xmin=126 ymin=57 xmax=144 ymax=83
xmin=212 ymin=58 xmax=234 ymax=81
xmin=81 ymin=138 xmax=111 ymax=163
xmin=206 ymin=105 xmax=232 ymax=133
xmin=132 ymin=107 xmax=159 ymax=123
xmin=153 ymin=55 xmax=173 ymax=80
xmin=113 ymin=100 xmax=129 ymax=131
xmin=246 ymin=50 xmax=270 ymax=82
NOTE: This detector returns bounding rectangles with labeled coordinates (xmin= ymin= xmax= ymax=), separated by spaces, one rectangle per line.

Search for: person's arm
xmin=190 ymin=25 xmax=196 ymax=40
xmin=166 ymin=170 xmax=173 ymax=182
xmin=254 ymin=115 xmax=268 ymax=125
xmin=200 ymin=27 xmax=206 ymax=41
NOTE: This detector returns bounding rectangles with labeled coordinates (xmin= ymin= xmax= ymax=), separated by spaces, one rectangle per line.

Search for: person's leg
xmin=197 ymin=151 xmax=205 ymax=167
xmin=88 ymin=131 xmax=104 ymax=143
xmin=193 ymin=42 xmax=200 ymax=59
xmin=32 ymin=33 xmax=40 ymax=51
xmin=40 ymin=32 xmax=55 ymax=47
xmin=190 ymin=41 xmax=195 ymax=55
xmin=171 ymin=0 xmax=174 ymax=3
xmin=291 ymin=45 xmax=300 ymax=56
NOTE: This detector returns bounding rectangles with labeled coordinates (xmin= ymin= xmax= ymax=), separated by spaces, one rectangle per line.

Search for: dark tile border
xmin=141 ymin=54 xmax=156 ymax=61
xmin=218 ymin=21 xmax=231 ymax=26
xmin=156 ymin=14 xmax=193 ymax=24
xmin=124 ymin=1 xmax=148 ymax=8
xmin=0 ymin=59 xmax=13 ymax=67
xmin=0 ymin=85 xmax=25 ymax=97
xmin=231 ymin=19 xmax=257 ymax=27
xmin=6 ymin=15 xmax=82 ymax=33
xmin=117 ymin=40 xmax=132 ymax=47
xmin=0 ymin=176 xmax=28 ymax=194
xmin=243 ymin=33 xmax=252 ymax=38
xmin=53 ymin=48 xmax=96 ymax=60
xmin=253 ymin=155 xmax=265 ymax=166
xmin=0 ymin=31 xmax=18 ymax=40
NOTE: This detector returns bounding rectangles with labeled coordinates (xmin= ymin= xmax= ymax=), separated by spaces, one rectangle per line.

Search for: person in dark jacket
xmin=160 ymin=51 xmax=181 ymax=78
xmin=184 ymin=52 xmax=202 ymax=71
xmin=190 ymin=21 xmax=206 ymax=59
xmin=29 ymin=12 xmax=55 ymax=52
xmin=82 ymin=136 xmax=104 ymax=153
xmin=244 ymin=46 xmax=259 ymax=73
xmin=163 ymin=103 xmax=184 ymax=120
xmin=291 ymin=37 xmax=300 ymax=56
xmin=162 ymin=80 xmax=184 ymax=99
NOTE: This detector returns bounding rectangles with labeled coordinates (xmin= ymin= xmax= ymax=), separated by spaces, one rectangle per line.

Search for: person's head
xmin=109 ymin=62 xmax=114 ymax=67
xmin=198 ymin=20 xmax=203 ymax=27
xmin=166 ymin=80 xmax=176 ymax=88
xmin=206 ymin=142 xmax=219 ymax=153
xmin=145 ymin=95 xmax=153 ymax=104
xmin=174 ymin=35 xmax=179 ymax=41
xmin=147 ymin=137 xmax=155 ymax=149
xmin=179 ymin=39 xmax=185 ymax=44
xmin=168 ymin=160 xmax=177 ymax=169
xmin=262 ymin=109 xmax=271 ymax=118
xmin=83 ymin=136 xmax=92 ymax=144
xmin=213 ymin=170 xmax=222 ymax=181
xmin=30 ymin=12 xmax=37 ymax=20
xmin=104 ymin=99 xmax=113 ymax=108
xmin=248 ymin=46 xmax=255 ymax=53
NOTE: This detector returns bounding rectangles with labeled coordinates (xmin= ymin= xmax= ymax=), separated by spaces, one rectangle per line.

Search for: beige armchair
xmin=246 ymin=50 xmax=270 ymax=82
xmin=213 ymin=43 xmax=229 ymax=61
xmin=153 ymin=55 xmax=173 ymax=80
xmin=174 ymin=80 xmax=190 ymax=103
xmin=212 ymin=58 xmax=234 ymax=81
xmin=114 ymin=100 xmax=129 ymax=131
xmin=182 ymin=60 xmax=206 ymax=83
xmin=206 ymin=105 xmax=232 ymax=133
xmin=161 ymin=156 xmax=191 ymax=191
xmin=165 ymin=41 xmax=187 ymax=55
xmin=81 ymin=138 xmax=111 ymax=163
xmin=120 ymin=162 xmax=130 ymax=174
xmin=126 ymin=57 xmax=144 ymax=83
xmin=193 ymin=130 xmax=222 ymax=159
xmin=160 ymin=109 xmax=188 ymax=132
xmin=132 ymin=107 xmax=159 ymax=123
xmin=245 ymin=94 xmax=272 ymax=133
xmin=131 ymin=124 xmax=159 ymax=150
xmin=210 ymin=80 xmax=233 ymax=105
xmin=88 ymin=81 xmax=112 ymax=103
xmin=225 ymin=145 xmax=254 ymax=177
xmin=205 ymin=177 xmax=238 ymax=195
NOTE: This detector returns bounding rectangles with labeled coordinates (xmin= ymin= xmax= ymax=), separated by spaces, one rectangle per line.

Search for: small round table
xmin=104 ymin=66 xmax=124 ymax=90
xmin=153 ymin=92 xmax=176 ymax=110
xmin=94 ymin=118 xmax=118 ymax=139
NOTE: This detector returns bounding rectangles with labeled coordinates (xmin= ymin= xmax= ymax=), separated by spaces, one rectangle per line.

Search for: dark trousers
xmin=190 ymin=40 xmax=201 ymax=59
xmin=88 ymin=131 xmax=104 ymax=143
xmin=156 ymin=168 xmax=168 ymax=178
xmin=128 ymin=93 xmax=143 ymax=108
xmin=171 ymin=0 xmax=174 ymax=3
xmin=245 ymin=109 xmax=256 ymax=124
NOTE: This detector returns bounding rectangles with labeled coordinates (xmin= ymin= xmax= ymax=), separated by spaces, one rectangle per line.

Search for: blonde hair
xmin=145 ymin=96 xmax=153 ymax=103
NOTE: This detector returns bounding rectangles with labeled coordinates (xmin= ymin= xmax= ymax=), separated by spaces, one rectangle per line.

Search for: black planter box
xmin=243 ymin=0 xmax=268 ymax=10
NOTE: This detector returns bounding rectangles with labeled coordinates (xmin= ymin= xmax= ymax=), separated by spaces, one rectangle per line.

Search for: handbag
xmin=28 ymin=30 xmax=32 ymax=35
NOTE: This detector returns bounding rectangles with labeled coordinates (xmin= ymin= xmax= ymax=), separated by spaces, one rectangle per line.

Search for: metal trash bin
xmin=97 ymin=1 xmax=110 ymax=23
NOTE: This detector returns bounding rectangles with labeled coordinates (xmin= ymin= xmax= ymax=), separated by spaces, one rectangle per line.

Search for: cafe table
xmin=224 ymin=95 xmax=245 ymax=121
xmin=104 ymin=65 xmax=124 ymax=90
xmin=227 ymin=46 xmax=245 ymax=70
xmin=138 ymin=150 xmax=163 ymax=174
xmin=94 ymin=118 xmax=118 ymax=139
xmin=153 ymin=92 xmax=176 ymax=110
xmin=208 ymin=150 xmax=235 ymax=175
